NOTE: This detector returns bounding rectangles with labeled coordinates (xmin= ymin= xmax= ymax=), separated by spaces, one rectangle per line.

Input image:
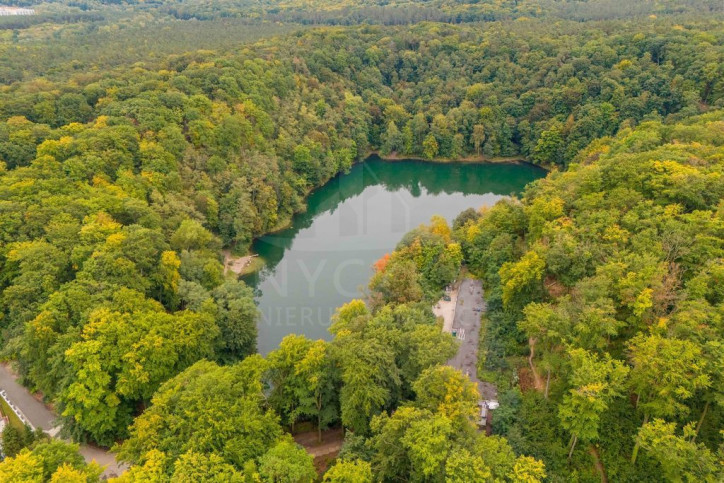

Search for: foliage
xmin=323 ymin=459 xmax=372 ymax=482
xmin=636 ymin=419 xmax=721 ymax=482
xmin=0 ymin=440 xmax=102 ymax=483
xmin=412 ymin=365 xmax=479 ymax=425
xmin=267 ymin=335 xmax=338 ymax=437
xmin=370 ymin=217 xmax=462 ymax=305
xmin=1 ymin=424 xmax=38 ymax=458
xmin=60 ymin=302 xmax=219 ymax=445
xmin=1 ymin=1 xmax=724 ymax=481
xmin=257 ymin=438 xmax=316 ymax=483
xmin=558 ymin=349 xmax=629 ymax=454
xmin=455 ymin=111 xmax=724 ymax=478
xmin=330 ymin=299 xmax=458 ymax=433
xmin=117 ymin=357 xmax=282 ymax=474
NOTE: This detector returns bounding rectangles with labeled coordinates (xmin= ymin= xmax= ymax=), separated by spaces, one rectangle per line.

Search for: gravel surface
xmin=433 ymin=287 xmax=457 ymax=333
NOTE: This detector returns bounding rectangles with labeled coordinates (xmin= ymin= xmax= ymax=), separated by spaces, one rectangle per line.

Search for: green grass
xmin=0 ymin=397 xmax=27 ymax=431
xmin=239 ymin=256 xmax=266 ymax=276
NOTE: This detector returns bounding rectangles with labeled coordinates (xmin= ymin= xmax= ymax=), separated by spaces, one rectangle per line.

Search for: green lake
xmin=244 ymin=156 xmax=545 ymax=354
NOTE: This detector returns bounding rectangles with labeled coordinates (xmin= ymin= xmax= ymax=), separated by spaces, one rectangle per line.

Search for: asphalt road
xmin=447 ymin=279 xmax=497 ymax=401
xmin=0 ymin=363 xmax=127 ymax=477
xmin=0 ymin=364 xmax=57 ymax=431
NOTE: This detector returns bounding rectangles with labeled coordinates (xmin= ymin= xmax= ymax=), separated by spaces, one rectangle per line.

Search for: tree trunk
xmin=631 ymin=413 xmax=649 ymax=464
xmin=589 ymin=445 xmax=608 ymax=483
xmin=693 ymin=400 xmax=710 ymax=442
xmin=568 ymin=434 xmax=578 ymax=460
xmin=544 ymin=369 xmax=551 ymax=399
xmin=317 ymin=395 xmax=323 ymax=443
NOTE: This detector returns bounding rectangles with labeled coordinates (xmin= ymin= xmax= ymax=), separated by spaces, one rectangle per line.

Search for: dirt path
xmin=527 ymin=338 xmax=545 ymax=392
xmin=589 ymin=445 xmax=608 ymax=483
xmin=79 ymin=444 xmax=128 ymax=479
xmin=294 ymin=427 xmax=344 ymax=474
xmin=294 ymin=427 xmax=344 ymax=458
xmin=223 ymin=249 xmax=259 ymax=275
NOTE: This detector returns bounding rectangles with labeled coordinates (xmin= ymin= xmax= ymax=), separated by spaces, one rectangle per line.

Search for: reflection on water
xmin=243 ymin=156 xmax=545 ymax=354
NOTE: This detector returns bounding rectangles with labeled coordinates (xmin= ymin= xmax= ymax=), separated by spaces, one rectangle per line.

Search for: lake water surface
xmin=244 ymin=156 xmax=545 ymax=354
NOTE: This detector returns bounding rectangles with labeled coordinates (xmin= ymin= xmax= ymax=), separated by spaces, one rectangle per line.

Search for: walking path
xmin=293 ymin=427 xmax=344 ymax=458
xmin=294 ymin=427 xmax=345 ymax=475
xmin=446 ymin=279 xmax=497 ymax=401
xmin=0 ymin=364 xmax=127 ymax=478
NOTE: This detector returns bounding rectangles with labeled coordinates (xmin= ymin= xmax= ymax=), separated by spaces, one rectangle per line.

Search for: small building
xmin=479 ymin=399 xmax=499 ymax=435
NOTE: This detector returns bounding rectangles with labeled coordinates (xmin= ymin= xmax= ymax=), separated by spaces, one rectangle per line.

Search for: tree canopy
xmin=1 ymin=0 xmax=724 ymax=480
xmin=455 ymin=111 xmax=724 ymax=479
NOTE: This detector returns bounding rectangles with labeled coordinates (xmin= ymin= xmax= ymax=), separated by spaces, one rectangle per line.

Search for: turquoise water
xmin=244 ymin=156 xmax=545 ymax=354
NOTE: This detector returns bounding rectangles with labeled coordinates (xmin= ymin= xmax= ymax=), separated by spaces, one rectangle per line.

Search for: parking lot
xmin=446 ymin=279 xmax=497 ymax=401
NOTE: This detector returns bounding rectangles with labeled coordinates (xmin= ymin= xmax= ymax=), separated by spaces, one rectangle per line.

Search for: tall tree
xmin=558 ymin=349 xmax=629 ymax=458
xmin=636 ymin=419 xmax=719 ymax=482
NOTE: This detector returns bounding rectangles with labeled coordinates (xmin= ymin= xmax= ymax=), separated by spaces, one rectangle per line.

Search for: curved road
xmin=0 ymin=364 xmax=126 ymax=478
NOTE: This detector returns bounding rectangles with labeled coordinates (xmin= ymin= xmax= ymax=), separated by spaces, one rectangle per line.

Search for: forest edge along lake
xmin=242 ymin=156 xmax=545 ymax=354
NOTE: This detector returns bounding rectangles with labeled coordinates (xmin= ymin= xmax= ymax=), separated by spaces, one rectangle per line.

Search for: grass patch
xmin=0 ymin=397 xmax=26 ymax=431
xmin=238 ymin=256 xmax=265 ymax=276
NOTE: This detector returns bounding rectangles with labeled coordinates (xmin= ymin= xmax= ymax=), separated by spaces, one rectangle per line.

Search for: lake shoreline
xmin=247 ymin=157 xmax=545 ymax=353
xmin=367 ymin=151 xmax=552 ymax=171
xmin=226 ymin=154 xmax=549 ymax=271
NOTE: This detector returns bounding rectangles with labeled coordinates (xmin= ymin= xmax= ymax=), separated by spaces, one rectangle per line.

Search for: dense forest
xmin=0 ymin=0 xmax=723 ymax=481
xmin=2 ymin=0 xmax=724 ymax=82
xmin=3 ymin=0 xmax=724 ymax=26
xmin=454 ymin=111 xmax=724 ymax=481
